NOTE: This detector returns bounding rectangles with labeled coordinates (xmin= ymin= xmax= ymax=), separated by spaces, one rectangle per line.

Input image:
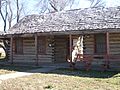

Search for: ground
xmin=0 ymin=65 xmax=40 ymax=75
xmin=0 ymin=68 xmax=119 ymax=90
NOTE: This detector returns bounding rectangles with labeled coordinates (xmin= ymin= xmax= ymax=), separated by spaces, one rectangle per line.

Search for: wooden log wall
xmin=83 ymin=35 xmax=94 ymax=54
xmin=83 ymin=34 xmax=105 ymax=66
xmin=109 ymin=33 xmax=120 ymax=54
xmin=54 ymin=36 xmax=68 ymax=63
xmin=12 ymin=37 xmax=54 ymax=63
xmin=109 ymin=33 xmax=120 ymax=69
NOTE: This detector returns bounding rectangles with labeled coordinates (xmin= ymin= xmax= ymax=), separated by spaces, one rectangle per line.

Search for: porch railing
xmin=76 ymin=54 xmax=120 ymax=71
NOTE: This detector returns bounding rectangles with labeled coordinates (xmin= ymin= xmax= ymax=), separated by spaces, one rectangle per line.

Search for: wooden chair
xmin=83 ymin=54 xmax=93 ymax=71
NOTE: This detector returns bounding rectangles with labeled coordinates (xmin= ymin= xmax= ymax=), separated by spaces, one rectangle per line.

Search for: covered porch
xmin=6 ymin=31 xmax=120 ymax=71
xmin=69 ymin=31 xmax=120 ymax=71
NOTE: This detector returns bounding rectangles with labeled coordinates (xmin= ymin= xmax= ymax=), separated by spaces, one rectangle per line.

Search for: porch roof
xmin=7 ymin=6 xmax=120 ymax=35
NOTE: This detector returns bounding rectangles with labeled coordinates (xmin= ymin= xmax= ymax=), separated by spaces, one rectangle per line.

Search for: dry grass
xmin=0 ymin=68 xmax=119 ymax=90
xmin=0 ymin=69 xmax=15 ymax=75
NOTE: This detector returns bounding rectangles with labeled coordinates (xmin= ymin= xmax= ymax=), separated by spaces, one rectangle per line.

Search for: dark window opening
xmin=15 ymin=38 xmax=23 ymax=54
xmin=38 ymin=37 xmax=46 ymax=54
xmin=94 ymin=34 xmax=106 ymax=54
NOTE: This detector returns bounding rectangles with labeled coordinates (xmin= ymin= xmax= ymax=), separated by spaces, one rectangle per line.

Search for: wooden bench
xmin=77 ymin=54 xmax=93 ymax=71
xmin=107 ymin=55 xmax=120 ymax=66
xmin=68 ymin=54 xmax=120 ymax=71
xmin=92 ymin=54 xmax=111 ymax=71
xmin=83 ymin=54 xmax=93 ymax=71
xmin=100 ymin=54 xmax=120 ymax=71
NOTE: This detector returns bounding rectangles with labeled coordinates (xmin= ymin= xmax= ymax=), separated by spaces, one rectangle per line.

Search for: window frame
xmin=94 ymin=34 xmax=107 ymax=54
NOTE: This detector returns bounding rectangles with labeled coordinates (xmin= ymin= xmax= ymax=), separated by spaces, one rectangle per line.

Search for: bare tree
xmin=37 ymin=0 xmax=105 ymax=13
xmin=37 ymin=0 xmax=75 ymax=13
xmin=0 ymin=0 xmax=24 ymax=30
xmin=0 ymin=0 xmax=8 ymax=32
xmin=16 ymin=0 xmax=23 ymax=23
xmin=0 ymin=0 xmax=8 ymax=60
xmin=7 ymin=0 xmax=13 ymax=29
xmin=0 ymin=0 xmax=25 ymax=60
xmin=87 ymin=0 xmax=105 ymax=7
xmin=49 ymin=0 xmax=74 ymax=11
xmin=7 ymin=0 xmax=25 ymax=29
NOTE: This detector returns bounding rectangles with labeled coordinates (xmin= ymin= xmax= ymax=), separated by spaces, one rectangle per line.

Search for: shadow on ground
xmin=47 ymin=68 xmax=120 ymax=78
xmin=0 ymin=61 xmax=119 ymax=79
xmin=0 ymin=64 xmax=41 ymax=72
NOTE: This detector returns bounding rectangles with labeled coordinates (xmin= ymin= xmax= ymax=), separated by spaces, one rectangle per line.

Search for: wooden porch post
xmin=10 ymin=36 xmax=13 ymax=64
xmin=69 ymin=34 xmax=72 ymax=64
xmin=106 ymin=32 xmax=110 ymax=55
xmin=35 ymin=34 xmax=38 ymax=66
xmin=106 ymin=32 xmax=110 ymax=68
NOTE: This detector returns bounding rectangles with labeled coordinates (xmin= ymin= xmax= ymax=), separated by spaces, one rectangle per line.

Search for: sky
xmin=106 ymin=0 xmax=120 ymax=7
xmin=0 ymin=0 xmax=120 ymax=31
xmin=27 ymin=0 xmax=120 ymax=14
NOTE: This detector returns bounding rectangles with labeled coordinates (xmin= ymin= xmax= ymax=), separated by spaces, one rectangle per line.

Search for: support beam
xmin=35 ymin=34 xmax=38 ymax=66
xmin=69 ymin=34 xmax=72 ymax=64
xmin=106 ymin=32 xmax=110 ymax=68
xmin=10 ymin=36 xmax=13 ymax=64
xmin=106 ymin=32 xmax=110 ymax=55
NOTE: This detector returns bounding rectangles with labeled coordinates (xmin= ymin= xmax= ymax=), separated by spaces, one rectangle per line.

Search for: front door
xmin=54 ymin=35 xmax=68 ymax=63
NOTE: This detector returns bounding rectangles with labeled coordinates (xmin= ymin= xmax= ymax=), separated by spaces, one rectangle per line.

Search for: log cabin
xmin=1 ymin=7 xmax=120 ymax=71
